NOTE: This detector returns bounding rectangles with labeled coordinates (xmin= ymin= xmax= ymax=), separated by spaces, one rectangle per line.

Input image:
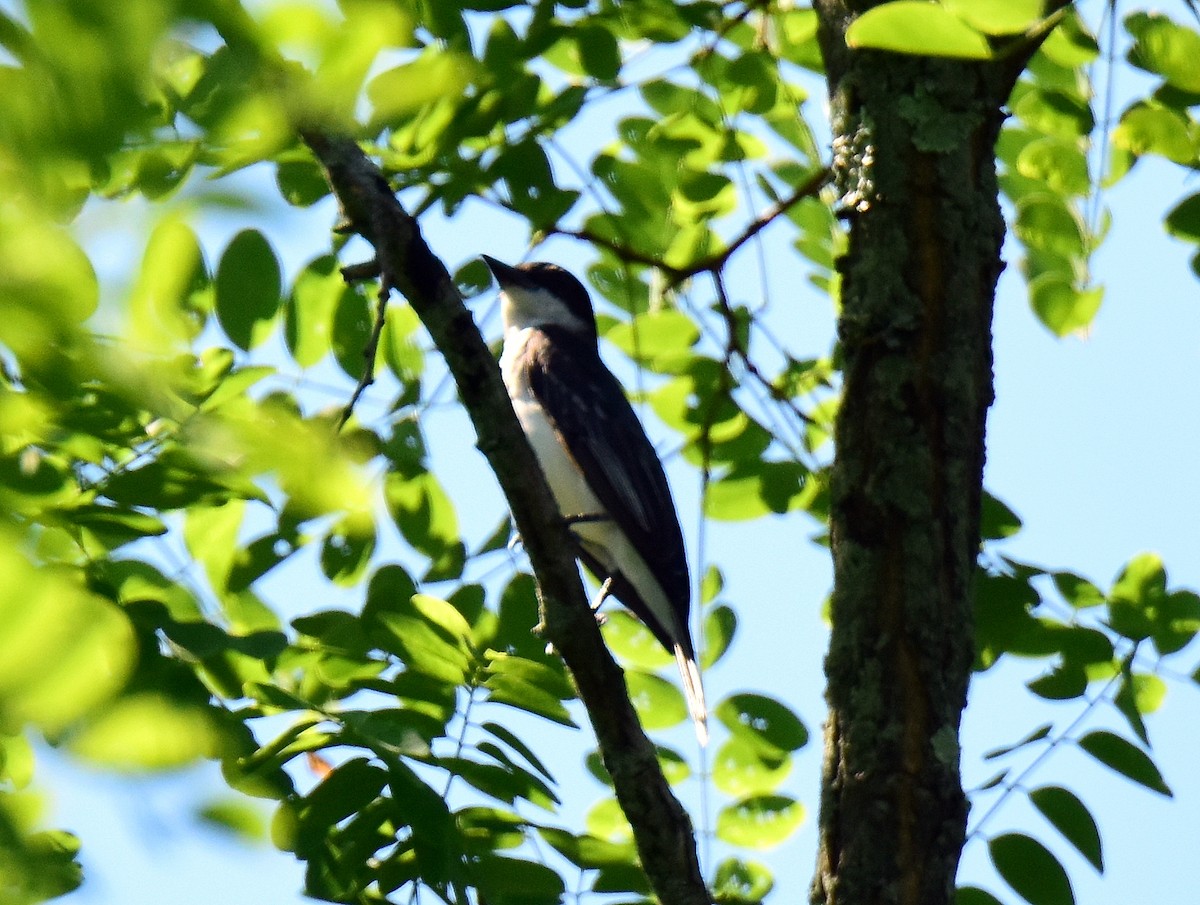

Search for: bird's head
xmin=482 ymin=256 xmax=598 ymax=343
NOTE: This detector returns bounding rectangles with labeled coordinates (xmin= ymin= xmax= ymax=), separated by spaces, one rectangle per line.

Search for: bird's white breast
xmin=500 ymin=327 xmax=680 ymax=638
xmin=501 ymin=327 xmax=605 ymax=521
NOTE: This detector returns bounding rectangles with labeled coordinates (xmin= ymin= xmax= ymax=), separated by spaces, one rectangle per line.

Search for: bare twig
xmin=338 ymin=272 xmax=390 ymax=430
xmin=547 ymin=166 xmax=832 ymax=286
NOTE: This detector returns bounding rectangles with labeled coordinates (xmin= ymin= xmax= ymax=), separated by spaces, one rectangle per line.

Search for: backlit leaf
xmin=846 ymin=2 xmax=991 ymax=60
xmin=624 ymin=669 xmax=687 ymax=730
xmin=716 ymin=795 xmax=804 ymax=850
xmin=715 ymin=693 xmax=808 ymax=756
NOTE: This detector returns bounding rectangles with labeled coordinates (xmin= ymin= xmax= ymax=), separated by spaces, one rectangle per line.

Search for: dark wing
xmin=524 ymin=327 xmax=690 ymax=641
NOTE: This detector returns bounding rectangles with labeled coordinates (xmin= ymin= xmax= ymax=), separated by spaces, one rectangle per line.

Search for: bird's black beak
xmin=481 ymin=255 xmax=528 ymax=290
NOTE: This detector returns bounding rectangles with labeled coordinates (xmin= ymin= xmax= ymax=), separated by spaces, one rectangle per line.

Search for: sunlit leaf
xmin=68 ymin=694 xmax=224 ymax=770
xmin=716 ymin=693 xmax=808 ymax=757
xmin=713 ymin=735 xmax=793 ymax=796
xmin=714 ymin=856 xmax=775 ymax=902
xmin=1029 ymin=275 xmax=1102 ymax=337
xmin=716 ymin=795 xmax=804 ymax=850
xmin=943 ymin=0 xmax=1044 ymax=36
xmin=624 ymin=669 xmax=687 ymax=730
xmin=846 ymin=2 xmax=991 ymax=60
xmin=1126 ymin=12 xmax=1200 ymax=92
xmin=600 ymin=611 xmax=673 ymax=670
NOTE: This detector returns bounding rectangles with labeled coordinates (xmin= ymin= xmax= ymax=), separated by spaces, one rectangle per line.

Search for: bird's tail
xmin=674 ymin=644 xmax=708 ymax=746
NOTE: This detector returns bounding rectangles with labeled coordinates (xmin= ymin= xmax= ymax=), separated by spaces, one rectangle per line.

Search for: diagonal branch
xmin=299 ymin=128 xmax=710 ymax=905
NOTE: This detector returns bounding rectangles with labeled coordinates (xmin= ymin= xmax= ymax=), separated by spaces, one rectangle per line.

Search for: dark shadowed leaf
xmin=989 ymin=833 xmax=1074 ymax=905
xmin=215 ymin=229 xmax=281 ymax=350
xmin=1029 ymin=786 xmax=1103 ymax=872
xmin=1077 ymin=730 xmax=1172 ymax=796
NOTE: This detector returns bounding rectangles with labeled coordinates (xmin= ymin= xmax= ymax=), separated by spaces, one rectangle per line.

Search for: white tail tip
xmin=674 ymin=644 xmax=708 ymax=747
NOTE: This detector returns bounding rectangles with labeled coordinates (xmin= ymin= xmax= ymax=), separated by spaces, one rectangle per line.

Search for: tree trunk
xmin=810 ymin=6 xmax=1030 ymax=904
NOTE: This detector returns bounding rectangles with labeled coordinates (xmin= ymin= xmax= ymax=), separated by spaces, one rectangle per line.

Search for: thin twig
xmin=547 ymin=166 xmax=831 ymax=285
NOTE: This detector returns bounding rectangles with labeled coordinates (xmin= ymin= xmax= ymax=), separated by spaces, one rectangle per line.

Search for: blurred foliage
xmin=0 ymin=1 xmax=1198 ymax=905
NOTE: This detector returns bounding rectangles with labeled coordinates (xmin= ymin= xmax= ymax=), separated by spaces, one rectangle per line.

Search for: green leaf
xmin=1027 ymin=663 xmax=1087 ymax=701
xmin=480 ymin=721 xmax=555 ymax=785
xmin=285 ymin=255 xmax=345 ymax=368
xmin=1038 ymin=12 xmax=1099 ymax=67
xmin=702 ymin=605 xmax=736 ymax=669
xmin=716 ymin=693 xmax=808 ymax=759
xmin=714 ymin=856 xmax=775 ymax=902
xmin=980 ymin=492 xmax=1022 ymax=540
xmin=1165 ymin=193 xmax=1200 ymax=242
xmin=473 ymin=855 xmax=566 ymax=905
xmin=1112 ymin=102 xmax=1197 ymax=165
xmin=989 ymin=832 xmax=1074 ymax=905
xmin=364 ymin=575 xmax=473 ymax=685
xmin=386 ymin=471 xmax=461 ymax=564
xmin=381 ymin=303 xmax=425 ymax=382
xmin=705 ymin=461 xmax=808 ymax=520
xmin=1015 ymin=196 xmax=1087 ymax=259
xmin=198 ymin=797 xmax=267 ymax=840
xmin=483 ymin=652 xmax=577 ymax=727
xmin=0 ymin=549 xmax=138 ymax=733
xmin=575 ymin=24 xmax=620 ymax=80
xmin=716 ymin=795 xmax=804 ymax=850
xmin=320 ymin=514 xmax=376 ymax=586
xmin=367 ymin=51 xmax=476 ymax=124
xmin=276 ymin=159 xmax=330 ymax=207
xmin=1126 ymin=12 xmax=1200 ymax=93
xmin=539 ymin=827 xmax=638 ymax=870
xmin=957 ymin=887 xmax=1007 ymax=905
xmin=1028 ymin=274 xmax=1102 ymax=337
xmin=1052 ymin=572 xmax=1105 ymax=609
xmin=68 ymin=694 xmax=223 ymax=770
xmin=341 ymin=709 xmax=437 ymax=759
xmin=128 ymin=217 xmax=208 ymax=345
xmin=1108 ymin=553 xmax=1166 ymax=641
xmin=585 ymin=797 xmax=632 ymax=843
xmin=605 ymin=309 xmax=700 ymax=370
xmin=1077 ymin=730 xmax=1171 ymax=796
xmin=215 ymin=229 xmax=281 ymax=350
xmin=294 ymin=758 xmax=389 ymax=856
xmin=624 ymin=669 xmax=687 ymax=730
xmin=943 ymin=0 xmax=1044 ymax=36
xmin=846 ymin=2 xmax=991 ymax=60
xmin=331 ymin=281 xmax=374 ymax=380
xmin=600 ymin=611 xmax=673 ymax=670
xmin=713 ymin=735 xmax=793 ymax=797
xmin=1029 ymin=786 xmax=1103 ymax=872
xmin=984 ymin=723 xmax=1052 ymax=760
xmin=1016 ymin=138 xmax=1091 ymax=196
xmin=1011 ymin=88 xmax=1095 ymax=139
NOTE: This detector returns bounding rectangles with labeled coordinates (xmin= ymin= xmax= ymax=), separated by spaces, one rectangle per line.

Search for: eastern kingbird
xmin=482 ymin=255 xmax=707 ymax=745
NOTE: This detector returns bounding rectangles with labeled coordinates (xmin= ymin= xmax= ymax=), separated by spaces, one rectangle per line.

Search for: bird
xmin=482 ymin=255 xmax=707 ymax=745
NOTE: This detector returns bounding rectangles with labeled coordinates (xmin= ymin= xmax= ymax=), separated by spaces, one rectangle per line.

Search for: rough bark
xmin=808 ymin=3 xmax=1066 ymax=903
